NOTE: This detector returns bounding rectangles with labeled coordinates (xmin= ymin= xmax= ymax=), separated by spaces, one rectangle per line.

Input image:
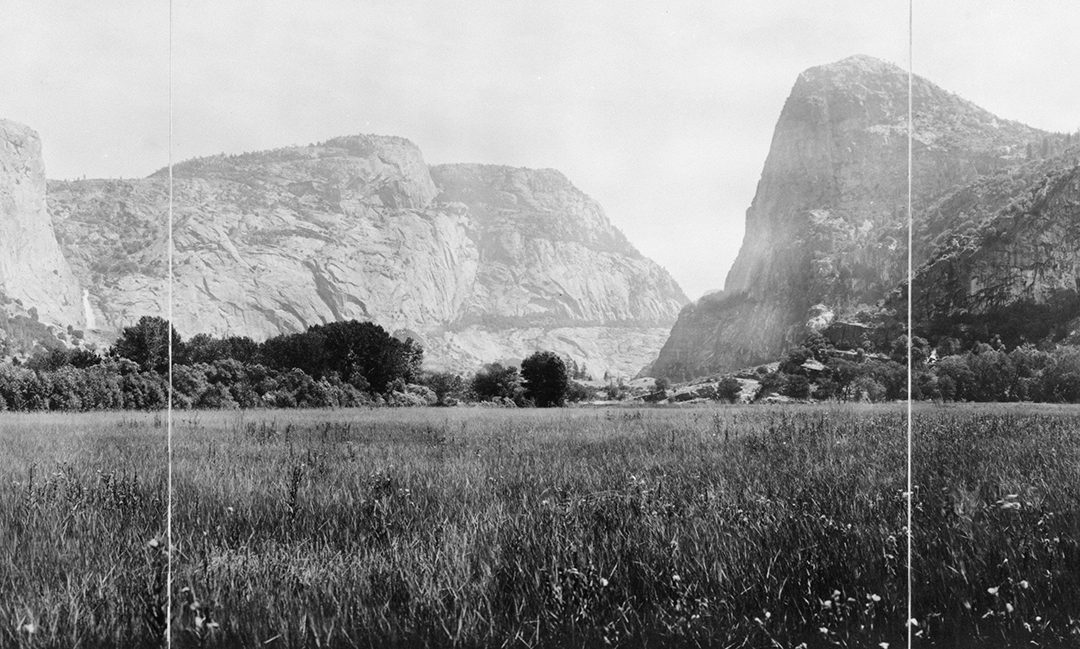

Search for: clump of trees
xmin=470 ymin=363 xmax=523 ymax=405
xmin=0 ymin=316 xmax=426 ymax=411
xmin=466 ymin=353 xmax=582 ymax=407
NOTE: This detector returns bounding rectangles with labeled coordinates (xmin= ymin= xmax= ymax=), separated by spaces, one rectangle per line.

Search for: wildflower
xmin=997 ymin=494 xmax=1021 ymax=510
xmin=226 ymin=506 xmax=235 ymax=514
xmin=820 ymin=599 xmax=832 ymax=609
xmin=147 ymin=538 xmax=160 ymax=549
xmin=879 ymin=643 xmax=890 ymax=649
xmin=20 ymin=623 xmax=37 ymax=635
xmin=672 ymin=574 xmax=682 ymax=582
xmin=599 ymin=577 xmax=609 ymax=587
xmin=868 ymin=593 xmax=881 ymax=602
xmin=1005 ymin=602 xmax=1014 ymax=613
xmin=987 ymin=586 xmax=999 ymax=595
xmin=819 ymin=627 xmax=829 ymax=635
xmin=831 ymin=589 xmax=841 ymax=600
xmin=1019 ymin=580 xmax=1030 ymax=589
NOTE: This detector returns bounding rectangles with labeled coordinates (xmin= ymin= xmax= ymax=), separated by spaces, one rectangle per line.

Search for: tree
xmin=471 ymin=363 xmax=522 ymax=403
xmin=968 ymin=345 xmax=1016 ymax=401
xmin=755 ymin=371 xmax=785 ymax=401
xmin=936 ymin=355 xmax=975 ymax=401
xmin=803 ymin=331 xmax=829 ymax=361
xmin=851 ymin=376 xmax=887 ymax=402
xmin=318 ymin=320 xmax=421 ymax=392
xmin=260 ymin=320 xmax=422 ymax=393
xmin=26 ymin=347 xmax=101 ymax=371
xmin=521 ymin=351 xmax=569 ymax=407
xmin=421 ymin=371 xmax=466 ymax=406
xmin=716 ymin=376 xmax=741 ymax=403
xmin=186 ymin=333 xmax=259 ymax=365
xmin=112 ymin=316 xmax=183 ymax=374
xmin=781 ymin=374 xmax=811 ymax=400
xmin=779 ymin=347 xmax=813 ymax=375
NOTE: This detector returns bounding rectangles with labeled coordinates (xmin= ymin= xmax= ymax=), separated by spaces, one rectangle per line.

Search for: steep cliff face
xmin=910 ymin=151 xmax=1080 ymax=342
xmin=0 ymin=119 xmax=82 ymax=325
xmin=430 ymin=164 xmax=686 ymax=327
xmin=49 ymin=135 xmax=687 ymax=377
xmin=652 ymin=55 xmax=1044 ymax=379
xmin=49 ymin=178 xmax=167 ymax=334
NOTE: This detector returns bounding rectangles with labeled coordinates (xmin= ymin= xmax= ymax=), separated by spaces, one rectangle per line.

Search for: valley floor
xmin=1 ymin=404 xmax=1077 ymax=648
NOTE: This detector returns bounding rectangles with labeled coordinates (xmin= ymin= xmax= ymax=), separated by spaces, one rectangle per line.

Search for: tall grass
xmin=0 ymin=411 xmax=168 ymax=648
xmin=3 ymin=404 xmax=1075 ymax=647
xmin=914 ymin=404 xmax=1080 ymax=647
xmin=170 ymin=406 xmax=908 ymax=647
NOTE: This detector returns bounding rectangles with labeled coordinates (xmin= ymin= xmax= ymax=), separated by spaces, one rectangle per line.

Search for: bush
xmin=566 ymin=380 xmax=596 ymax=403
xmin=603 ymin=381 xmax=628 ymax=401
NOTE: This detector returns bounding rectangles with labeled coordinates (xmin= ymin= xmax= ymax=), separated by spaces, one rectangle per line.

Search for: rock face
xmin=0 ymin=119 xmax=82 ymax=325
xmin=49 ymin=178 xmax=167 ymax=334
xmin=48 ymin=135 xmax=687 ymax=377
xmin=910 ymin=150 xmax=1080 ymax=342
xmin=651 ymin=55 xmax=1046 ymax=379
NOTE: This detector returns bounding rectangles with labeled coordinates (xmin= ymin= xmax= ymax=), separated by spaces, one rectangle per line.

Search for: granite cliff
xmin=651 ymin=55 xmax=1049 ymax=379
xmin=909 ymin=148 xmax=1080 ymax=345
xmin=48 ymin=135 xmax=687 ymax=377
xmin=0 ymin=120 xmax=82 ymax=326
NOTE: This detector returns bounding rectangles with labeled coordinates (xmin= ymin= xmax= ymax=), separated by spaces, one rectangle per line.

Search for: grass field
xmin=1 ymin=404 xmax=1077 ymax=648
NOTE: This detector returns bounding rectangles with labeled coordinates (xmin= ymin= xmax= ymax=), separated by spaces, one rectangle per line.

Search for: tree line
xmin=756 ymin=331 xmax=1080 ymax=403
xmin=0 ymin=316 xmax=581 ymax=411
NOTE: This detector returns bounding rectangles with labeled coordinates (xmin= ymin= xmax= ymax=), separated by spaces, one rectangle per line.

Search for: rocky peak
xmin=651 ymin=55 xmax=1046 ymax=380
xmin=166 ymin=133 xmax=438 ymax=210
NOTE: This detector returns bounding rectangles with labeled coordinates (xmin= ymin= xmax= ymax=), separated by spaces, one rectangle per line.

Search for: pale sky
xmin=2 ymin=2 xmax=1078 ymax=301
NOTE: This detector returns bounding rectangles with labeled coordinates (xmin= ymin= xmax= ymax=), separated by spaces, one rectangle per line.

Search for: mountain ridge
xmin=46 ymin=133 xmax=687 ymax=378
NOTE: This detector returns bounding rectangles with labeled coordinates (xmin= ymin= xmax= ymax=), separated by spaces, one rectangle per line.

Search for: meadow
xmin=1 ymin=404 xmax=1077 ymax=648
